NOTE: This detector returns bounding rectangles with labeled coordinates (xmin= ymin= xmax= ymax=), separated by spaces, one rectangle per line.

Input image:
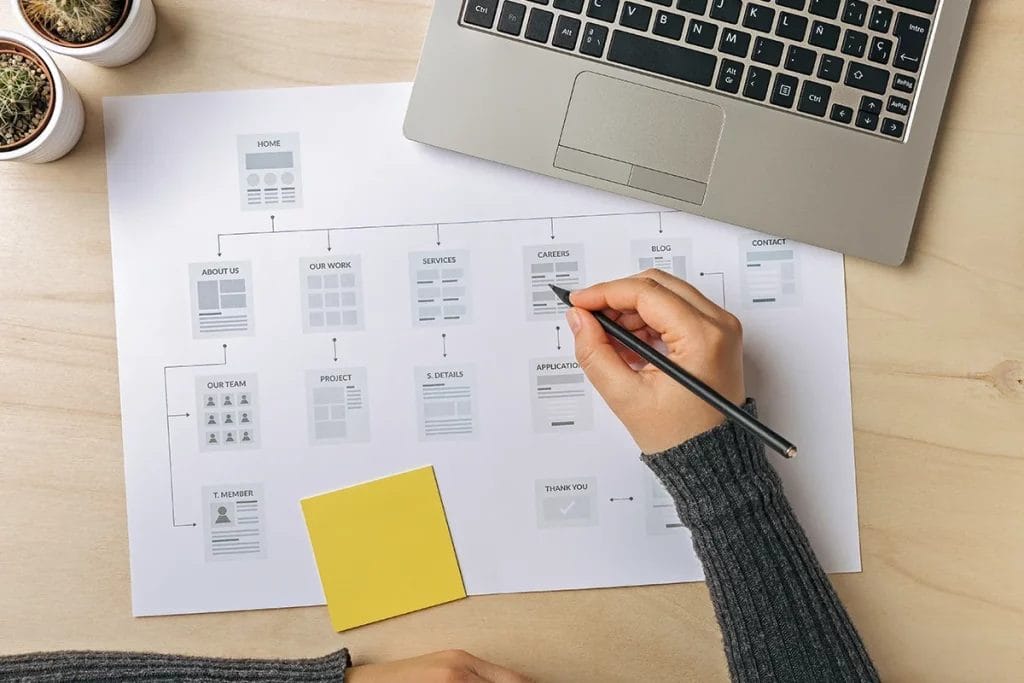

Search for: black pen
xmin=550 ymin=285 xmax=797 ymax=459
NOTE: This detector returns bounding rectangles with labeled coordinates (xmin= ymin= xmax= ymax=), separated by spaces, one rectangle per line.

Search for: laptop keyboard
xmin=459 ymin=0 xmax=941 ymax=142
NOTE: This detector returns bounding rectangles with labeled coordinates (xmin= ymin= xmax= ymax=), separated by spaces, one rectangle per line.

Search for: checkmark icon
xmin=559 ymin=500 xmax=576 ymax=516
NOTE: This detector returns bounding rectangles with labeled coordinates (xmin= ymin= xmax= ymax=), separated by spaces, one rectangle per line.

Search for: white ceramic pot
xmin=0 ymin=30 xmax=84 ymax=163
xmin=12 ymin=0 xmax=156 ymax=67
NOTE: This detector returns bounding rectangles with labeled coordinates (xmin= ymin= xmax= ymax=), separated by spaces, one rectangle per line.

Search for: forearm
xmin=0 ymin=649 xmax=350 ymax=681
xmin=645 ymin=402 xmax=878 ymax=682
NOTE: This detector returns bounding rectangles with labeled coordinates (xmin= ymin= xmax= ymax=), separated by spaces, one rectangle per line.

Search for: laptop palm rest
xmin=555 ymin=72 xmax=724 ymax=205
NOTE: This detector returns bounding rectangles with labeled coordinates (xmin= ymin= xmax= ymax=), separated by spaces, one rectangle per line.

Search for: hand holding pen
xmin=555 ymin=269 xmax=796 ymax=458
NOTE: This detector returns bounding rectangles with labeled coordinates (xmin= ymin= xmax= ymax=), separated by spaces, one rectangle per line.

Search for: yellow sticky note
xmin=301 ymin=466 xmax=466 ymax=631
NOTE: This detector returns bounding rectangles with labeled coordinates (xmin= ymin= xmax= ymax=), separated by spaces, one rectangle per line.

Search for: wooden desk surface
xmin=1 ymin=2 xmax=1021 ymax=680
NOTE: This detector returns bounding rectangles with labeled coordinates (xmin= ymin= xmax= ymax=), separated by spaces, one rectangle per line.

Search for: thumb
xmin=566 ymin=308 xmax=639 ymax=403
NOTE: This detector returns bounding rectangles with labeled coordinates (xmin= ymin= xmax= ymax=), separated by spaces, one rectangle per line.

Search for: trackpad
xmin=555 ymin=72 xmax=724 ymax=205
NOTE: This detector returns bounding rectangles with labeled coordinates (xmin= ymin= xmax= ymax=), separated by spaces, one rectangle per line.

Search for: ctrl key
xmin=464 ymin=0 xmax=499 ymax=28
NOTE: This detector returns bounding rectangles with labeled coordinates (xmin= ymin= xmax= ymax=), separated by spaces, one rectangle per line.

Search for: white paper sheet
xmin=103 ymin=83 xmax=860 ymax=617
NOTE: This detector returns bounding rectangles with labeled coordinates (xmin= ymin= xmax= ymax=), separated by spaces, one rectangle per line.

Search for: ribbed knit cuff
xmin=0 ymin=648 xmax=351 ymax=682
xmin=642 ymin=400 xmax=782 ymax=529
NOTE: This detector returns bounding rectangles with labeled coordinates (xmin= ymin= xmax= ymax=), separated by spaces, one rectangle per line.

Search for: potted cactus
xmin=0 ymin=30 xmax=84 ymax=163
xmin=13 ymin=0 xmax=156 ymax=67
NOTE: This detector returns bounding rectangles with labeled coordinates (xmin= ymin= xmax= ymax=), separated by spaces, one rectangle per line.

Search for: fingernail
xmin=566 ymin=308 xmax=581 ymax=334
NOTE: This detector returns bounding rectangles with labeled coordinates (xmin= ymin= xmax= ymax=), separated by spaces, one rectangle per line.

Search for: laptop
xmin=404 ymin=0 xmax=970 ymax=265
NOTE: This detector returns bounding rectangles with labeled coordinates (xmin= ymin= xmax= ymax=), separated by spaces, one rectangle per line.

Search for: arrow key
xmin=856 ymin=109 xmax=878 ymax=131
xmin=880 ymin=118 xmax=905 ymax=138
xmin=844 ymin=60 xmax=889 ymax=94
xmin=829 ymin=103 xmax=854 ymax=124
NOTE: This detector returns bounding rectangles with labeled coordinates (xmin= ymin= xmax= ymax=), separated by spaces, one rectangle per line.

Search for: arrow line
xmin=216 ymin=234 xmax=222 ymax=257
xmin=556 ymin=325 xmax=562 ymax=351
xmin=441 ymin=333 xmax=447 ymax=358
xmin=549 ymin=218 xmax=555 ymax=240
xmin=163 ymin=343 xmax=228 ymax=528
xmin=332 ymin=337 xmax=338 ymax=362
xmin=270 ymin=214 xmax=276 ymax=232
xmin=658 ymin=212 xmax=663 ymax=234
xmin=167 ymin=413 xmax=190 ymax=418
xmin=435 ymin=224 xmax=441 ymax=246
xmin=609 ymin=496 xmax=635 ymax=502
xmin=327 ymin=230 xmax=332 ymax=252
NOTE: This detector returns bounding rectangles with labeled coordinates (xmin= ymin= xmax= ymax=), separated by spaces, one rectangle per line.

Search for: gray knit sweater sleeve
xmin=0 ymin=649 xmax=350 ymax=682
xmin=644 ymin=401 xmax=879 ymax=682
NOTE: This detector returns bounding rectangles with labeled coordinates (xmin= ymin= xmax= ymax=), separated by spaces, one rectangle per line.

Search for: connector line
xmin=163 ymin=344 xmax=228 ymax=528
xmin=556 ymin=325 xmax=562 ymax=351
xmin=441 ymin=333 xmax=447 ymax=358
xmin=214 ymin=209 xmax=680 ymax=256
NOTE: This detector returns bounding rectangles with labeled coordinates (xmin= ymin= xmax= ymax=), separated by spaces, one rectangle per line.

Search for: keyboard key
xmin=580 ymin=22 xmax=609 ymax=55
xmin=716 ymin=59 xmax=744 ymax=93
xmin=607 ymin=30 xmax=718 ymax=85
xmin=869 ymin=5 xmax=893 ymax=32
xmin=676 ymin=0 xmax=708 ymax=14
xmin=770 ymin=73 xmax=799 ymax=108
xmin=830 ymin=103 xmax=854 ymax=124
xmin=845 ymin=60 xmax=890 ymax=94
xmin=742 ymin=3 xmax=775 ymax=32
xmin=859 ymin=96 xmax=882 ymax=114
xmin=752 ymin=36 xmax=784 ymax=66
xmin=650 ymin=0 xmax=673 ymax=6
xmin=842 ymin=0 xmax=867 ymax=26
xmin=842 ymin=30 xmax=868 ymax=57
xmin=777 ymin=12 xmax=808 ymax=41
xmin=553 ymin=15 xmax=583 ymax=48
xmin=777 ymin=0 xmax=806 ymax=9
xmin=887 ymin=95 xmax=910 ymax=115
xmin=809 ymin=21 xmax=840 ymax=50
xmin=880 ymin=117 xmax=905 ymax=138
xmin=892 ymin=73 xmax=916 ymax=92
xmin=586 ymin=0 xmax=620 ymax=22
xmin=719 ymin=28 xmax=751 ymax=57
xmin=809 ymin=0 xmax=840 ymax=20
xmin=869 ymin=36 xmax=893 ymax=64
xmin=785 ymin=45 xmax=817 ymax=75
xmin=797 ymin=81 xmax=831 ymax=116
xmin=687 ymin=19 xmax=718 ymax=48
xmin=893 ymin=12 xmax=930 ymax=73
xmin=620 ymin=2 xmax=652 ymax=30
xmin=856 ymin=110 xmax=878 ymax=130
xmin=555 ymin=0 xmax=584 ymax=11
xmin=709 ymin=0 xmax=742 ymax=24
xmin=654 ymin=10 xmax=685 ymax=40
xmin=498 ymin=1 xmax=528 ymax=35
xmin=743 ymin=65 xmax=772 ymax=100
xmin=888 ymin=0 xmax=936 ymax=14
xmin=526 ymin=8 xmax=555 ymax=41
xmin=818 ymin=54 xmax=844 ymax=81
xmin=464 ymin=0 xmax=499 ymax=28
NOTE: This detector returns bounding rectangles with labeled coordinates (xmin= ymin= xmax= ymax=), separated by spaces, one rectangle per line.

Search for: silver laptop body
xmin=404 ymin=0 xmax=971 ymax=265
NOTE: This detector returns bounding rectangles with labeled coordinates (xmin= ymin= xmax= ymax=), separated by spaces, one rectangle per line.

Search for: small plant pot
xmin=13 ymin=0 xmax=156 ymax=67
xmin=0 ymin=30 xmax=84 ymax=163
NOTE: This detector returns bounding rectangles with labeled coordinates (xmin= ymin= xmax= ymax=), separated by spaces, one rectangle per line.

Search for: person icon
xmin=240 ymin=394 xmax=250 ymax=405
xmin=224 ymin=414 xmax=234 ymax=425
xmin=225 ymin=432 xmax=236 ymax=443
xmin=240 ymin=412 xmax=250 ymax=424
xmin=214 ymin=506 xmax=231 ymax=524
xmin=241 ymin=431 xmax=252 ymax=442
xmin=205 ymin=396 xmax=215 ymax=407
xmin=223 ymin=395 xmax=233 ymax=407
xmin=207 ymin=432 xmax=218 ymax=445
xmin=207 ymin=414 xmax=217 ymax=425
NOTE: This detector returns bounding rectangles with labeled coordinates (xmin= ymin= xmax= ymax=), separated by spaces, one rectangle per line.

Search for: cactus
xmin=0 ymin=52 xmax=49 ymax=147
xmin=0 ymin=60 xmax=43 ymax=128
xmin=22 ymin=0 xmax=118 ymax=43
